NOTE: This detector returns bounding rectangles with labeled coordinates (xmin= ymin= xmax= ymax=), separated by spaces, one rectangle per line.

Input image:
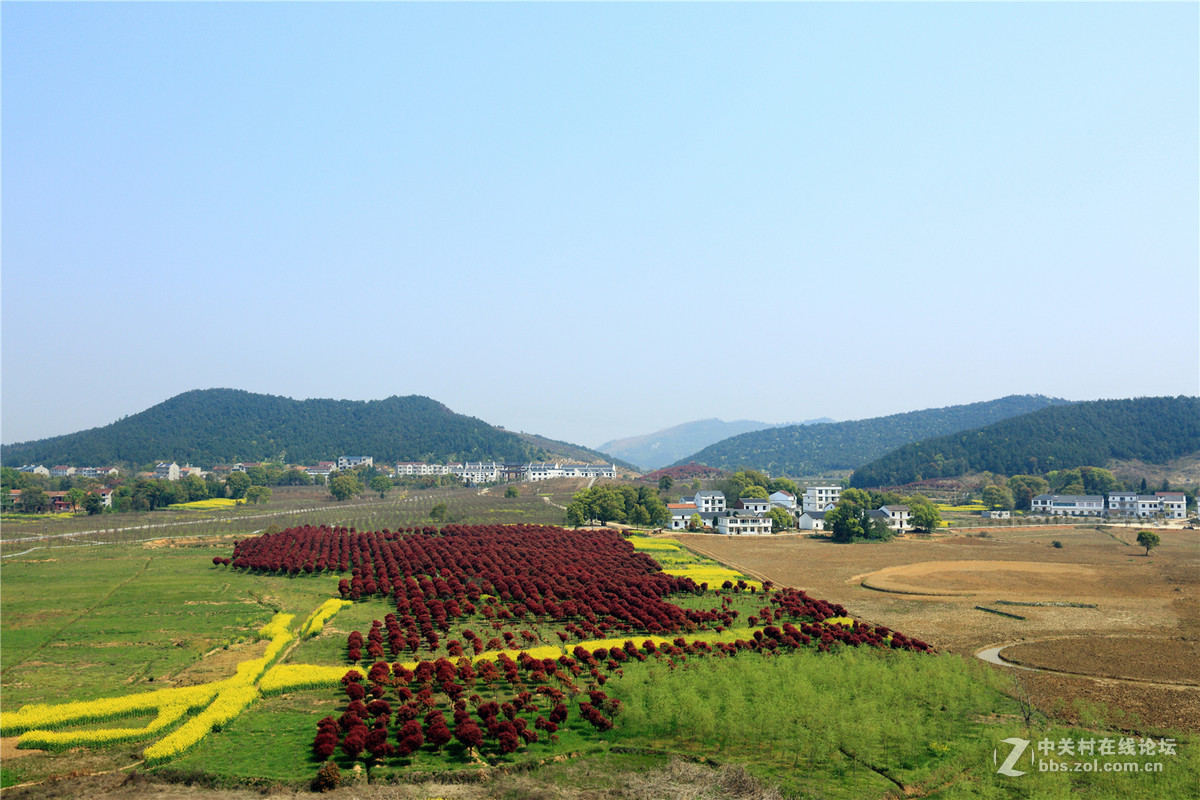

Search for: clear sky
xmin=3 ymin=2 xmax=1197 ymax=451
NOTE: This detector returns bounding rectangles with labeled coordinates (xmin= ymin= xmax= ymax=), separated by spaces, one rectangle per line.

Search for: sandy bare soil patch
xmin=1001 ymin=635 xmax=1200 ymax=686
xmin=860 ymin=560 xmax=1104 ymax=597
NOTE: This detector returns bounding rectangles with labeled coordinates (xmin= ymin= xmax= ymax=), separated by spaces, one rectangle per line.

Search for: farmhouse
xmin=879 ymin=504 xmax=911 ymax=531
xmin=769 ymin=490 xmax=796 ymax=510
xmin=797 ymin=510 xmax=827 ymax=530
xmin=734 ymin=497 xmax=771 ymax=515
xmin=667 ymin=502 xmax=699 ymax=531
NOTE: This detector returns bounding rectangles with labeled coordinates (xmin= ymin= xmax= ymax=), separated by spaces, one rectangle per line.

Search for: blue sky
xmin=3 ymin=2 xmax=1197 ymax=451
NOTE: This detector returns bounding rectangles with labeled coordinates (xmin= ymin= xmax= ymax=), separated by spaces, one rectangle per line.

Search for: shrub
xmin=311 ymin=761 xmax=341 ymax=792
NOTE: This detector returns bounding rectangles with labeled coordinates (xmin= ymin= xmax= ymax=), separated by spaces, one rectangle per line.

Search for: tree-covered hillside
xmin=674 ymin=395 xmax=1068 ymax=477
xmin=849 ymin=396 xmax=1200 ymax=488
xmin=0 ymin=389 xmax=555 ymax=468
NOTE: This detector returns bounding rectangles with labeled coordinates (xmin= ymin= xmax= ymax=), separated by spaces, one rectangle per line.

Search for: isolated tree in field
xmin=505 ymin=485 xmax=519 ymax=498
xmin=225 ymin=471 xmax=252 ymax=499
xmin=329 ymin=474 xmax=363 ymax=501
xmin=658 ymin=475 xmax=674 ymax=492
xmin=369 ymin=476 xmax=392 ymax=500
xmin=1136 ymin=530 xmax=1160 ymax=556
xmin=245 ymin=485 xmax=272 ymax=505
xmin=430 ymin=503 xmax=448 ymax=522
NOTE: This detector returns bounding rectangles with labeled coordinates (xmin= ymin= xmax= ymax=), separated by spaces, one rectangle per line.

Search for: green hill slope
xmin=0 ymin=389 xmax=557 ymax=468
xmin=849 ymin=396 xmax=1200 ymax=488
xmin=674 ymin=395 xmax=1068 ymax=476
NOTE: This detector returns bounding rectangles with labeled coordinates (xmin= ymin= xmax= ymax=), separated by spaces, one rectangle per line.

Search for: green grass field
xmin=2 ymin=520 xmax=1196 ymax=799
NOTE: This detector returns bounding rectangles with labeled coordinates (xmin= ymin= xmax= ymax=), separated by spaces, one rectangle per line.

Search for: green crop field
xmin=1 ymin=515 xmax=1195 ymax=799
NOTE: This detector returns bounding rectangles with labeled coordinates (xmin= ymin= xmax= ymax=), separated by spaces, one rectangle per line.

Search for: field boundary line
xmin=976 ymin=638 xmax=1200 ymax=689
xmin=6 ymin=557 xmax=154 ymax=672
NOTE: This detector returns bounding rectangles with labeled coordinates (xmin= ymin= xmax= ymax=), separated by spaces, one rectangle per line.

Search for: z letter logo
xmin=995 ymin=737 xmax=1030 ymax=777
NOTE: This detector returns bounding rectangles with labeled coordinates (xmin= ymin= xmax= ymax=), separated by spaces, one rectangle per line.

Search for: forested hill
xmin=849 ymin=396 xmax=1200 ymax=488
xmin=673 ymin=395 xmax=1069 ymax=477
xmin=0 ymin=389 xmax=565 ymax=468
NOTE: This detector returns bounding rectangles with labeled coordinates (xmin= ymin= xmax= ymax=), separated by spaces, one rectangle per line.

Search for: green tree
xmin=504 ymin=485 xmax=519 ymax=498
xmin=245 ymin=485 xmax=272 ymax=504
xmin=21 ymin=485 xmax=49 ymax=513
xmin=690 ymin=479 xmax=701 ymax=491
xmin=907 ymin=496 xmax=942 ymax=532
xmin=369 ymin=475 xmax=393 ymax=500
xmin=769 ymin=477 xmax=798 ymax=495
xmin=1136 ymin=530 xmax=1160 ymax=556
xmin=740 ymin=485 xmax=770 ymax=500
xmin=65 ymin=487 xmax=87 ymax=513
xmin=225 ymin=472 xmax=252 ymax=500
xmin=83 ymin=492 xmax=105 ymax=515
xmin=329 ymin=473 xmax=363 ymax=501
xmin=245 ymin=465 xmax=270 ymax=486
xmin=1008 ymin=475 xmax=1049 ymax=511
xmin=629 ymin=504 xmax=651 ymax=527
xmin=430 ymin=503 xmax=448 ymax=522
xmin=278 ymin=468 xmax=313 ymax=486
xmin=766 ymin=507 xmax=792 ymax=532
xmin=181 ymin=474 xmax=209 ymax=502
xmin=688 ymin=512 xmax=703 ymax=531
xmin=980 ymin=485 xmax=1015 ymax=511
xmin=658 ymin=475 xmax=674 ymax=492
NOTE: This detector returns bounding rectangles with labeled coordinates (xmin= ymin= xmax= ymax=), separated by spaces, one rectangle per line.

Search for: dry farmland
xmin=678 ymin=525 xmax=1200 ymax=730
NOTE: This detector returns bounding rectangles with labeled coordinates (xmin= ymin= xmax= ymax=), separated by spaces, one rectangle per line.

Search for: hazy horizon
xmin=4 ymin=4 xmax=1197 ymax=451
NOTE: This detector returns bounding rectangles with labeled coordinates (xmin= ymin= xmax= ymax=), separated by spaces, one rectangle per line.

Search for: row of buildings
xmin=1031 ymin=492 xmax=1187 ymax=519
xmin=17 ymin=458 xmax=617 ymax=487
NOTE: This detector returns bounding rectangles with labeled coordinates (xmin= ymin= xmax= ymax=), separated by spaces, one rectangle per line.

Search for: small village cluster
xmin=664 ymin=485 xmax=914 ymax=536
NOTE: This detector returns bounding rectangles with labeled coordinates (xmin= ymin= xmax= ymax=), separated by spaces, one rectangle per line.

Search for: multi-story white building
xmin=715 ymin=511 xmax=773 ymax=536
xmin=76 ymin=466 xmax=120 ymax=479
xmin=1157 ymin=492 xmax=1187 ymax=519
xmin=802 ymin=486 xmax=841 ymax=513
xmin=1107 ymin=491 xmax=1139 ymax=516
xmin=691 ymin=491 xmax=727 ymax=513
xmin=1031 ymin=494 xmax=1105 ymax=516
xmin=450 ymin=462 xmax=504 ymax=484
xmin=50 ymin=466 xmax=77 ymax=478
xmin=17 ymin=465 xmax=50 ymax=477
xmin=337 ymin=456 xmax=374 ymax=471
xmin=154 ymin=462 xmax=181 ymax=481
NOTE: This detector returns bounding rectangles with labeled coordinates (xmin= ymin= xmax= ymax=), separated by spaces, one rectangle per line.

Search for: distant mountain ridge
xmin=0 ymin=389 xmax=616 ymax=469
xmin=850 ymin=396 xmax=1200 ymax=487
xmin=598 ymin=417 xmax=833 ymax=471
xmin=674 ymin=395 xmax=1069 ymax=476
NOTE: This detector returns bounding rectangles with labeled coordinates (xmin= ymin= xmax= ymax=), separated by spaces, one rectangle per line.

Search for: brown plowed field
xmin=674 ymin=526 xmax=1200 ymax=731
